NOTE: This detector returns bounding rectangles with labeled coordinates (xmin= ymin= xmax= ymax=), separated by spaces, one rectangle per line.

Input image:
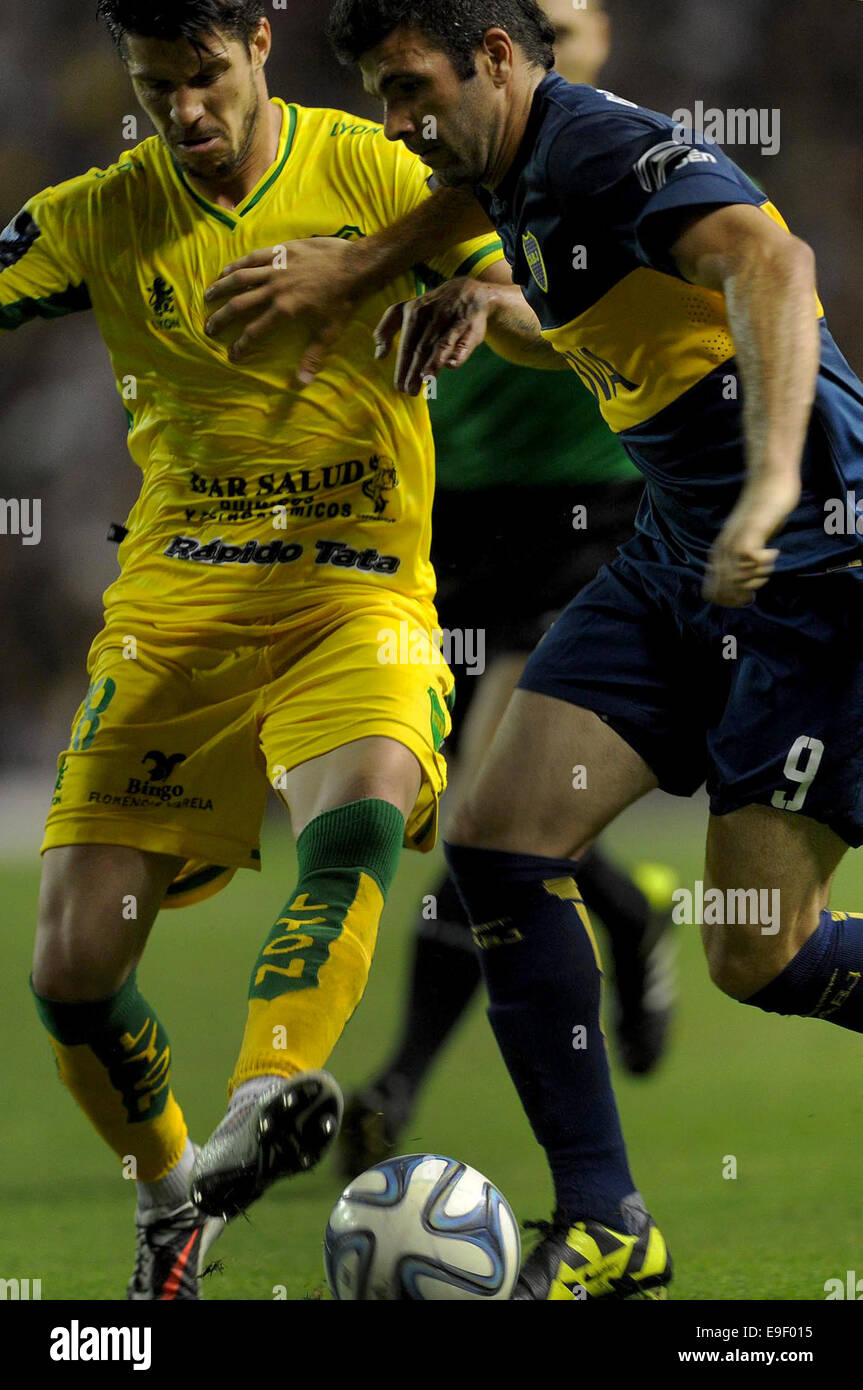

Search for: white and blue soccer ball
xmin=324 ymin=1154 xmax=521 ymax=1300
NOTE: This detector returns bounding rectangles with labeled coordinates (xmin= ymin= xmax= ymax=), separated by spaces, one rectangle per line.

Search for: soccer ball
xmin=324 ymin=1153 xmax=521 ymax=1300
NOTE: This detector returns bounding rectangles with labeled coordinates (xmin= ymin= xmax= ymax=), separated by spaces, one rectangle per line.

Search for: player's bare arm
xmin=203 ymin=184 xmax=491 ymax=379
xmin=670 ymin=203 xmax=820 ymax=608
xmin=374 ymin=260 xmax=567 ymax=396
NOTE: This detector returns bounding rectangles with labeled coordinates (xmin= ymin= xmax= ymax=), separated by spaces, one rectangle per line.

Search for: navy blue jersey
xmin=475 ymin=74 xmax=863 ymax=575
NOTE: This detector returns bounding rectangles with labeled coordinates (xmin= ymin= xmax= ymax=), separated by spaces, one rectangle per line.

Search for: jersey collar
xmin=170 ymin=98 xmax=298 ymax=230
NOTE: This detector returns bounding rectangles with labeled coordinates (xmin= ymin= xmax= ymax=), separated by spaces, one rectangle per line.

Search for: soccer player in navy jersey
xmin=309 ymin=0 xmax=863 ymax=1298
xmin=335 ymin=0 xmax=679 ymax=1185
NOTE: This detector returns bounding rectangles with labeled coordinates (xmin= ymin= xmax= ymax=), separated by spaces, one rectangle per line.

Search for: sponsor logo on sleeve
xmin=634 ymin=140 xmax=718 ymax=193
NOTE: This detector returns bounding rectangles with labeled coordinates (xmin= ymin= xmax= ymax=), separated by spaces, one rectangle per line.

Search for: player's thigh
xmin=450 ymin=690 xmax=658 ymax=858
xmin=44 ymin=628 xmax=273 ymax=908
xmin=701 ymin=804 xmax=848 ymax=998
xmin=444 ymin=653 xmax=528 ymax=814
xmin=261 ymin=601 xmax=453 ymax=846
xmin=34 ymin=844 xmax=184 ymax=1000
xmin=448 ymin=543 xmax=702 ymax=856
xmin=281 ymin=736 xmax=423 ymax=839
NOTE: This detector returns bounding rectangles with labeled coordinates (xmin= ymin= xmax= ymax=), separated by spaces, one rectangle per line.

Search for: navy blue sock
xmin=744 ymin=910 xmax=863 ymax=1027
xmin=444 ymin=842 xmax=639 ymax=1228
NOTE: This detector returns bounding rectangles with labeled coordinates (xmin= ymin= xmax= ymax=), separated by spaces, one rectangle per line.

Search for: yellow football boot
xmin=514 ymin=1207 xmax=672 ymax=1300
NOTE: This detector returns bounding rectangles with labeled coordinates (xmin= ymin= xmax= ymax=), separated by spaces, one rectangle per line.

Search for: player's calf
xmin=32 ymin=846 xmax=191 ymax=1191
xmin=32 ymin=970 xmax=191 ymax=1186
xmin=739 ymin=909 xmax=863 ymax=1029
xmin=703 ymin=806 xmax=863 ymax=1030
xmin=195 ymin=794 xmax=407 ymax=1219
xmin=445 ymin=842 xmax=648 ymax=1231
xmin=228 ymin=797 xmax=406 ymax=1091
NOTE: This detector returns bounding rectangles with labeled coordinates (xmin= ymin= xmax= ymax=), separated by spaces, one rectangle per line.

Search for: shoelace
xmin=522 ymin=1210 xmax=578 ymax=1238
xmin=519 ymin=1216 xmax=572 ymax=1263
xmin=521 ymin=1218 xmax=558 ymax=1239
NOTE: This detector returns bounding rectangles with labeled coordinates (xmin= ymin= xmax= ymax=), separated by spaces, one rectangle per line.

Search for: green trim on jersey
xmin=242 ymin=104 xmax=298 ymax=215
xmin=430 ymin=343 xmax=639 ymax=490
xmin=164 ymin=863 xmax=229 ymax=898
xmin=170 ymin=169 xmax=235 ymax=228
xmin=453 ymin=241 xmax=504 ymax=279
xmin=413 ymin=240 xmax=505 ymax=295
xmin=0 ymin=281 xmax=92 ymax=329
xmin=169 ymin=102 xmax=298 ymax=230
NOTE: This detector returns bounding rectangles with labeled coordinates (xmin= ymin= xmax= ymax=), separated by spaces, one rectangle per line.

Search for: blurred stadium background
xmin=2 ymin=1 xmax=863 ymax=1300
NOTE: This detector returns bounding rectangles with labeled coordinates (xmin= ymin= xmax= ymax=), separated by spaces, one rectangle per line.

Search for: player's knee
xmin=703 ymin=930 xmax=785 ymax=1002
xmin=446 ymin=797 xmax=522 ymax=851
xmin=32 ymin=930 xmax=130 ymax=1001
xmin=705 ymin=947 xmax=754 ymax=1001
xmin=33 ymin=894 xmax=128 ymax=1000
xmin=448 ymin=797 xmax=583 ymax=858
xmin=446 ymin=800 xmax=484 ymax=849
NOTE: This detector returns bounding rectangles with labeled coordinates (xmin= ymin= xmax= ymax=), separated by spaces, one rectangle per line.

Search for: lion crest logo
xmin=147 ymin=276 xmax=180 ymax=328
xmin=362 ymin=455 xmax=399 ymax=516
xmin=148 ymin=276 xmax=175 ymax=315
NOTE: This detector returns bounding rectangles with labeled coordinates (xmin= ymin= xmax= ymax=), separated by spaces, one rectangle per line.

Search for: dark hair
xmin=327 ymin=0 xmax=556 ymax=79
xmin=97 ymin=0 xmax=267 ymax=54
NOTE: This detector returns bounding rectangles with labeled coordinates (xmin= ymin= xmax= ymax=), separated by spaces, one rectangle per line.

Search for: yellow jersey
xmin=0 ymin=98 xmax=503 ymax=629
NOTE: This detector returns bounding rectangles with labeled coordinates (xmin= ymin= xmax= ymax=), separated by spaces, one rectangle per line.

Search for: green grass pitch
xmin=1 ymin=799 xmax=861 ymax=1301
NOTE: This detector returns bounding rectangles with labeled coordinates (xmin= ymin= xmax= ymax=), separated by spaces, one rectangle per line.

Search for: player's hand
xmin=203 ymin=238 xmax=365 ymax=383
xmin=375 ymin=278 xmax=493 ymax=395
xmin=703 ymin=477 xmax=800 ymax=607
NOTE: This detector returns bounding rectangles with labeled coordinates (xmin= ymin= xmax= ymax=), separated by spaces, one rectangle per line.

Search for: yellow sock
xmin=32 ymin=973 xmax=187 ymax=1182
xmin=230 ymin=798 xmax=404 ymax=1094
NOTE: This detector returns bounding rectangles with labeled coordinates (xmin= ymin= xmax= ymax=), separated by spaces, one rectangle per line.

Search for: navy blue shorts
xmin=519 ymin=532 xmax=863 ymax=847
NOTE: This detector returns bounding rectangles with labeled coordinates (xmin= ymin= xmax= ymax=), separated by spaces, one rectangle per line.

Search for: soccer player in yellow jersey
xmin=1 ymin=0 xmax=552 ymax=1299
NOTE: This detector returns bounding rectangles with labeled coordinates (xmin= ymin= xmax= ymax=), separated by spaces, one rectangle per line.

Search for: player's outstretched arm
xmin=374 ymin=262 xmax=567 ymax=396
xmin=670 ymin=203 xmax=820 ymax=608
xmin=1 ymin=201 xmax=91 ymax=333
xmin=204 ymin=186 xmax=492 ymax=382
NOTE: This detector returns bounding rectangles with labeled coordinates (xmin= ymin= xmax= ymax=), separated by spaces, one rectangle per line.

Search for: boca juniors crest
xmin=522 ymin=230 xmax=549 ymax=292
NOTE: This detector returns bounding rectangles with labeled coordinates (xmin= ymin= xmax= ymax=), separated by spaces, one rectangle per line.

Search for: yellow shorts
xmin=42 ymin=597 xmax=454 ymax=908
